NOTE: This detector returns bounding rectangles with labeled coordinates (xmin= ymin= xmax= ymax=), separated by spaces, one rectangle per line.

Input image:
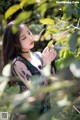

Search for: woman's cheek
xmin=21 ymin=41 xmax=29 ymax=49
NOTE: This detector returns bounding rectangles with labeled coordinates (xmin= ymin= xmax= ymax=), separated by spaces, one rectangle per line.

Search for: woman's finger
xmin=49 ymin=50 xmax=57 ymax=58
xmin=43 ymin=46 xmax=48 ymax=53
xmin=49 ymin=45 xmax=54 ymax=50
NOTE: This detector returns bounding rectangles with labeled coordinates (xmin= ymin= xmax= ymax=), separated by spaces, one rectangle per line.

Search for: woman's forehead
xmin=19 ymin=24 xmax=29 ymax=37
xmin=20 ymin=24 xmax=29 ymax=33
xmin=20 ymin=24 xmax=28 ymax=30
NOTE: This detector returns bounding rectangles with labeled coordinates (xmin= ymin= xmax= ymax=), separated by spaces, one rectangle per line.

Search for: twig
xmin=71 ymin=25 xmax=80 ymax=30
xmin=77 ymin=18 xmax=80 ymax=28
xmin=73 ymin=105 xmax=80 ymax=114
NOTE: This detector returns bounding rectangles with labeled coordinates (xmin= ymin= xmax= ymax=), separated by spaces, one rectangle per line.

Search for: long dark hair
xmin=2 ymin=21 xmax=22 ymax=66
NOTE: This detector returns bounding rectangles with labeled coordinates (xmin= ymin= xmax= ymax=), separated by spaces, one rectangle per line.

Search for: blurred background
xmin=0 ymin=0 xmax=80 ymax=120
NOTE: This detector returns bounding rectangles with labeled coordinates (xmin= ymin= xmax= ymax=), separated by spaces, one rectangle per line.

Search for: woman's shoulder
xmin=12 ymin=55 xmax=27 ymax=70
xmin=12 ymin=56 xmax=30 ymax=74
xmin=12 ymin=55 xmax=25 ymax=64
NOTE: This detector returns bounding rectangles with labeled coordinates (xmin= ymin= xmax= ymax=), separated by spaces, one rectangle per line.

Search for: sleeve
xmin=12 ymin=60 xmax=32 ymax=82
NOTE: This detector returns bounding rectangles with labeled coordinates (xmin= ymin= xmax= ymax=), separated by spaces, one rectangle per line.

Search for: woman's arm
xmin=12 ymin=61 xmax=32 ymax=89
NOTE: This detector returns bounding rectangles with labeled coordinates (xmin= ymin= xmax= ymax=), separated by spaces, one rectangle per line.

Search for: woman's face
xmin=19 ymin=24 xmax=34 ymax=51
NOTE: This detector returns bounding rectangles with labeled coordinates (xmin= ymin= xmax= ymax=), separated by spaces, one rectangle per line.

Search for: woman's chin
xmin=30 ymin=43 xmax=34 ymax=48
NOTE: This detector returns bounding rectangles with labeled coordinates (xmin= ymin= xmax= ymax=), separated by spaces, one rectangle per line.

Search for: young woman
xmin=2 ymin=21 xmax=56 ymax=117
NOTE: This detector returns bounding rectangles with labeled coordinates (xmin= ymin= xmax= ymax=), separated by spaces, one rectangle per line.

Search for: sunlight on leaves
xmin=11 ymin=90 xmax=31 ymax=106
xmin=42 ymin=64 xmax=51 ymax=77
xmin=57 ymin=95 xmax=71 ymax=107
xmin=2 ymin=63 xmax=12 ymax=77
xmin=51 ymin=117 xmax=59 ymax=120
xmin=42 ymin=80 xmax=76 ymax=95
xmin=70 ymin=59 xmax=80 ymax=78
xmin=47 ymin=26 xmax=58 ymax=34
xmin=0 ymin=78 xmax=9 ymax=96
xmin=53 ymin=29 xmax=69 ymax=41
xmin=40 ymin=18 xmax=54 ymax=25
xmin=54 ymin=21 xmax=68 ymax=30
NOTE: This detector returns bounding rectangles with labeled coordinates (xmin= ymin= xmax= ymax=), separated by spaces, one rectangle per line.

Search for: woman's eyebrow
xmin=20 ymin=35 xmax=25 ymax=38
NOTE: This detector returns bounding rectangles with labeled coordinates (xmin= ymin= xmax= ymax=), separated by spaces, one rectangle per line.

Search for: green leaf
xmin=20 ymin=0 xmax=36 ymax=9
xmin=67 ymin=5 xmax=73 ymax=15
xmin=12 ymin=25 xmax=18 ymax=34
xmin=70 ymin=59 xmax=80 ymax=78
xmin=42 ymin=30 xmax=50 ymax=39
xmin=5 ymin=5 xmax=20 ymax=19
xmin=15 ymin=11 xmax=32 ymax=24
xmin=69 ymin=31 xmax=78 ymax=52
xmin=56 ymin=53 xmax=75 ymax=70
xmin=40 ymin=18 xmax=54 ymax=25
xmin=38 ymin=3 xmax=47 ymax=17
xmin=55 ymin=58 xmax=63 ymax=70
xmin=72 ymin=8 xmax=78 ymax=18
xmin=54 ymin=21 xmax=67 ymax=30
xmin=59 ymin=49 xmax=73 ymax=59
xmin=27 ymin=0 xmax=36 ymax=4
xmin=55 ymin=36 xmax=68 ymax=45
xmin=47 ymin=26 xmax=58 ymax=33
xmin=12 ymin=11 xmax=32 ymax=33
xmin=47 ymin=40 xmax=53 ymax=48
xmin=20 ymin=0 xmax=28 ymax=9
xmin=76 ymin=48 xmax=80 ymax=57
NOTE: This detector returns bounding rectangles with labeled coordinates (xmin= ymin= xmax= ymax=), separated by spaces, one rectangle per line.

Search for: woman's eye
xmin=21 ymin=36 xmax=26 ymax=40
xmin=28 ymin=31 xmax=31 ymax=35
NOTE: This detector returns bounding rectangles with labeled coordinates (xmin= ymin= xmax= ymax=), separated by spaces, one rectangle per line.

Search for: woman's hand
xmin=42 ymin=45 xmax=57 ymax=65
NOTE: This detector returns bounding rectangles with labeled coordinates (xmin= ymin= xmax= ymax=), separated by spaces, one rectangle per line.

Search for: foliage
xmin=0 ymin=0 xmax=80 ymax=120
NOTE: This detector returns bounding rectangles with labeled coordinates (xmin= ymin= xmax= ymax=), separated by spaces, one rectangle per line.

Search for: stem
xmin=73 ymin=105 xmax=80 ymax=114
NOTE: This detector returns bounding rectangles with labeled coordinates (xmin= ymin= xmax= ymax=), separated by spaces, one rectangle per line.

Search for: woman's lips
xmin=30 ymin=41 xmax=34 ymax=45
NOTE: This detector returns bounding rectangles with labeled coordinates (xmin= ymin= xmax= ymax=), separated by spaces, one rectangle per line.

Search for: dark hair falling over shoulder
xmin=2 ymin=22 xmax=22 ymax=66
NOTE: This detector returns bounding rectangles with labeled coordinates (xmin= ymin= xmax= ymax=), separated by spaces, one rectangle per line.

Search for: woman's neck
xmin=20 ymin=50 xmax=31 ymax=59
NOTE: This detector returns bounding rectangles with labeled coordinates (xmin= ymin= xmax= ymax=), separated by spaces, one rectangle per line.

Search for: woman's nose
xmin=30 ymin=33 xmax=33 ymax=39
xmin=31 ymin=32 xmax=33 ymax=37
